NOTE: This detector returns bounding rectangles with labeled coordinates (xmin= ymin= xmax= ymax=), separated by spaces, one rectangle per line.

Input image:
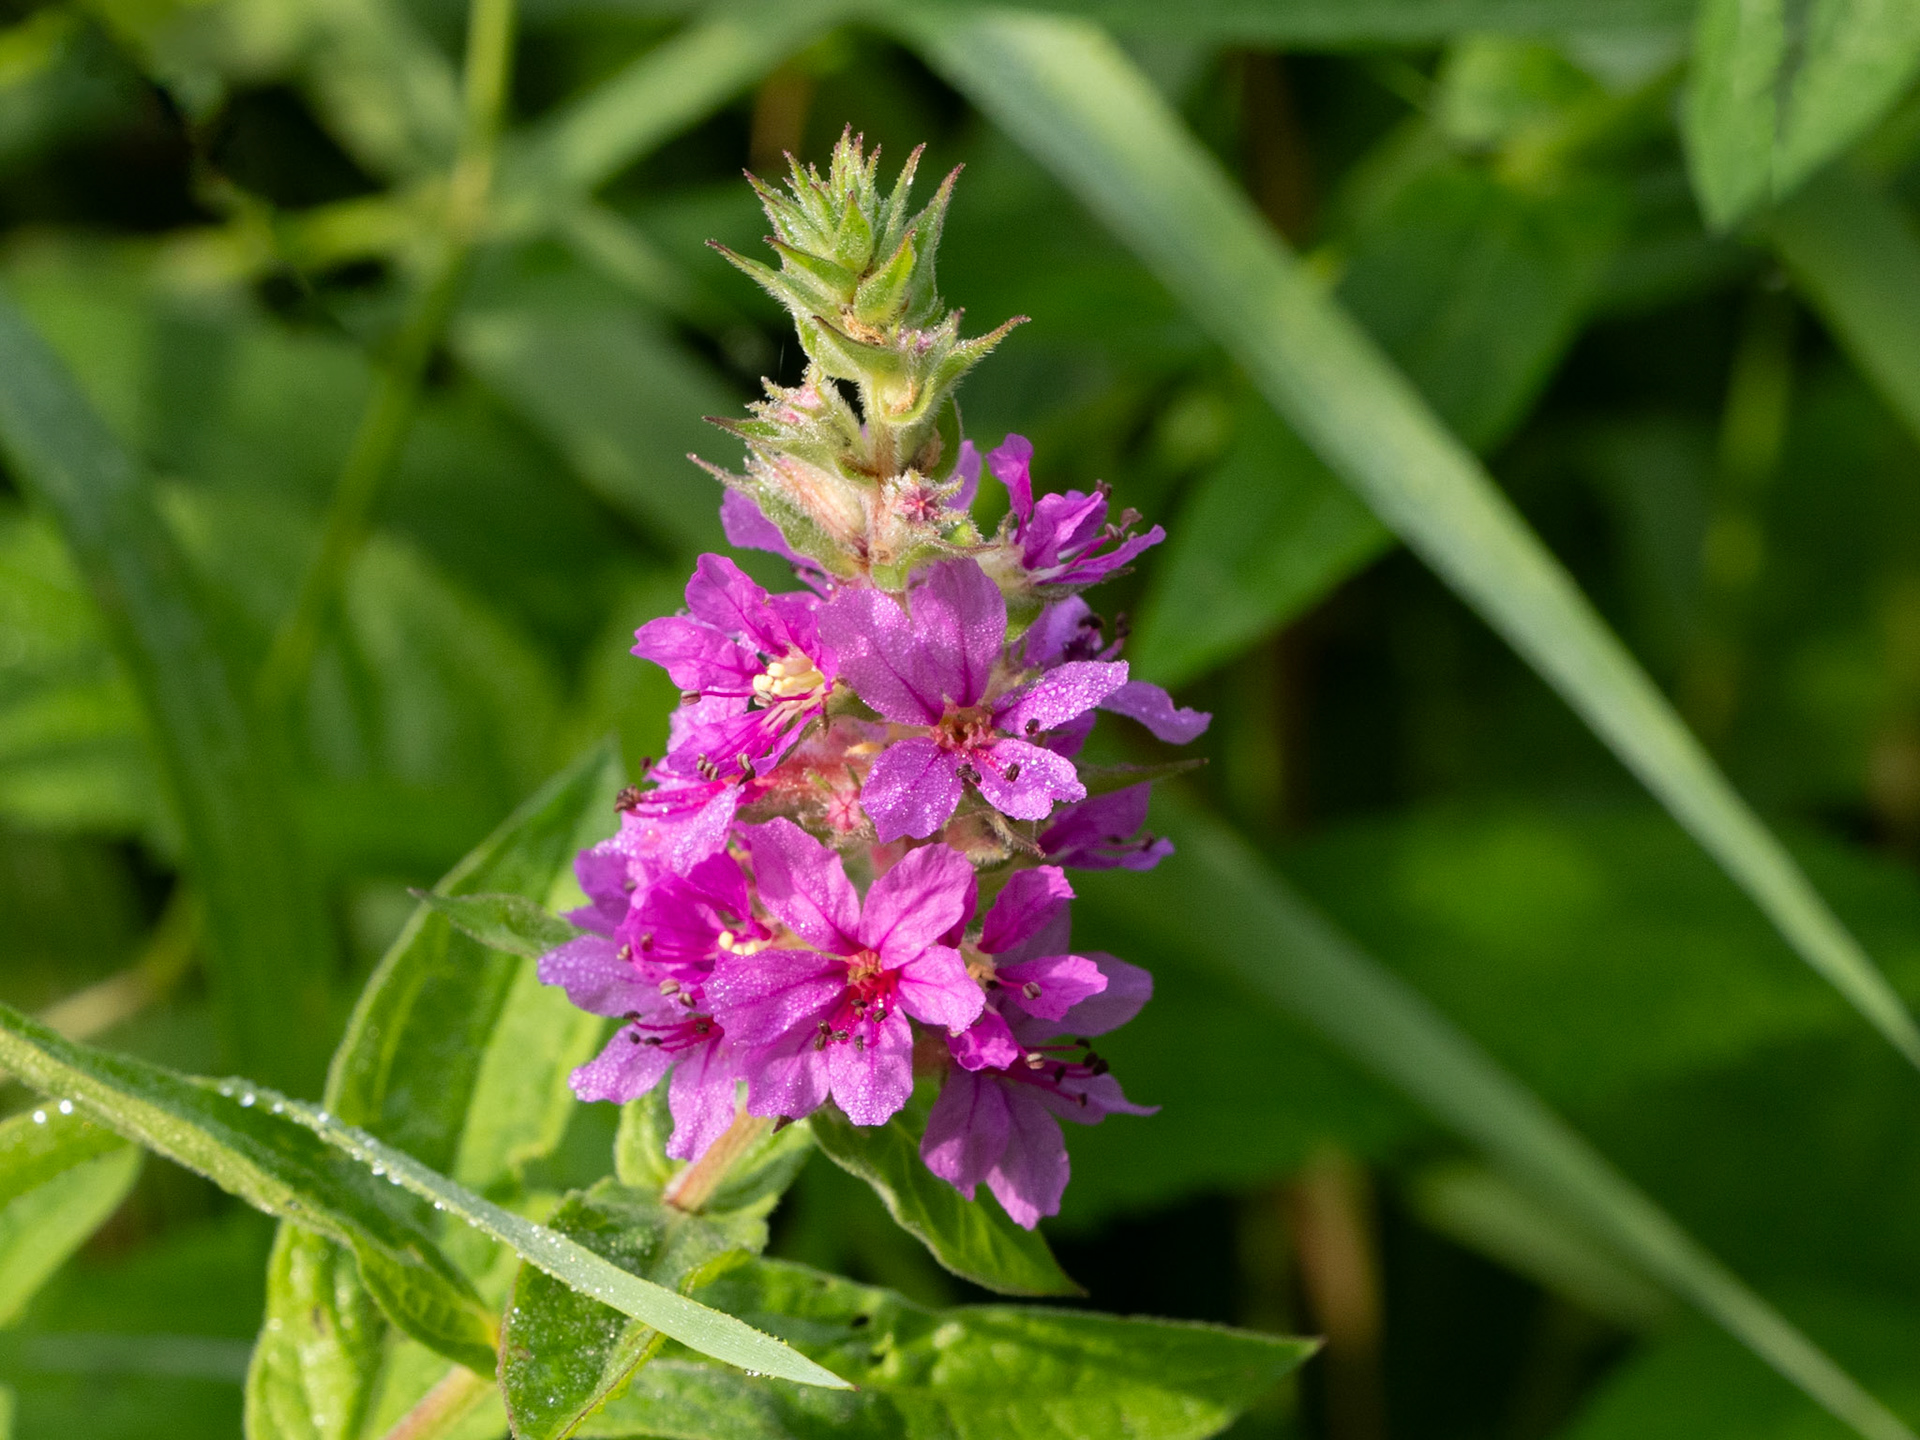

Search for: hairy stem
xmin=380 ymin=1365 xmax=493 ymax=1440
xmin=662 ymin=1109 xmax=773 ymax=1213
xmin=256 ymin=0 xmax=518 ymax=712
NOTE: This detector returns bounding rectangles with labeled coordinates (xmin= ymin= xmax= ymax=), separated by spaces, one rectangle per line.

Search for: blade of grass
xmin=257 ymin=0 xmax=521 ymax=714
xmin=0 ymin=290 xmax=335 ymax=1091
xmin=904 ymin=9 xmax=1920 ymax=1073
xmin=0 ymin=1006 xmax=850 ymax=1391
xmin=1073 ymin=796 xmax=1916 ymax=1440
xmin=497 ymin=0 xmax=856 ymax=226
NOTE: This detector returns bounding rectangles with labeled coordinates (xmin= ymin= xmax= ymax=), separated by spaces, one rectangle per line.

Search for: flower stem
xmin=661 ymin=1109 xmax=772 ymax=1213
xmin=255 ymin=0 xmax=518 ymax=713
xmin=379 ymin=1364 xmax=492 ymax=1440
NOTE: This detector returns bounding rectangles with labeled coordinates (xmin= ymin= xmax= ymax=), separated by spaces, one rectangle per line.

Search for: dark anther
xmin=628 ymin=1031 xmax=643 ymax=1044
xmin=622 ymin=1010 xmax=641 ymax=1022
xmin=738 ymin=752 xmax=757 ymax=780
xmin=644 ymin=1036 xmax=664 ymax=1047
xmin=1025 ymin=718 xmax=1040 ymax=735
xmin=1004 ymin=763 xmax=1021 ymax=782
xmin=1022 ymin=981 xmax=1042 ymax=1000
xmin=1088 ymin=1055 xmax=1111 ymax=1076
xmin=1111 ymin=613 xmax=1131 ymax=644
xmin=615 ymin=785 xmax=644 ymax=812
xmin=957 ymin=762 xmax=981 ymax=785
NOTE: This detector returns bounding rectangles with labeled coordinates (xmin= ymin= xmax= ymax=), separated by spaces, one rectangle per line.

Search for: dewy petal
xmin=861 ymin=842 xmax=976 ymax=964
xmin=826 ymin=1008 xmax=915 ymax=1126
xmin=985 ymin=1089 xmax=1070 ymax=1229
xmin=995 ymin=953 xmax=1107 ymax=1022
xmin=631 ymin=616 xmax=757 ymax=696
xmin=665 ymin=1040 xmax=741 ymax=1161
xmin=570 ymin=1029 xmax=674 ymax=1104
xmin=1039 ymin=785 xmax=1173 ymax=872
xmin=910 ymin=559 xmax=1005 ymax=709
xmin=820 ymin=587 xmax=944 ymax=723
xmin=895 ymin=944 xmax=985 ymax=1033
xmin=973 ymin=738 xmax=1084 ymax=821
xmin=1022 ymin=597 xmax=1094 ymax=669
xmin=921 ymin=1067 xmax=1011 ymax=1197
xmin=950 ymin=1010 xmax=1021 ymax=1071
xmin=685 ymin=553 xmax=789 ymax=656
xmin=721 ymin=490 xmax=825 ymax=588
xmin=706 ymin=947 xmax=844 ymax=1047
xmin=1024 ymin=489 xmax=1107 ymax=571
xmin=979 ymin=866 xmax=1074 ymax=956
xmin=861 ymin=736 xmax=963 ymax=842
xmin=1099 ymin=680 xmax=1211 ymax=745
xmin=537 ymin=936 xmax=654 ymax=1017
xmin=1055 ymin=953 xmax=1153 ymax=1036
xmin=742 ymin=1039 xmax=831 ymax=1121
xmin=988 ymin=434 xmax=1034 ymax=521
xmin=743 ymin=819 xmax=860 ymax=952
xmin=994 ymin=661 xmax=1129 ymax=738
xmin=949 ymin=439 xmax=982 ymax=511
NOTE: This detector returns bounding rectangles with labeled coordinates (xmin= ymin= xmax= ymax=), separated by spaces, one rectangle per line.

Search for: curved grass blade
xmin=0 ymin=1006 xmax=849 ymax=1392
xmin=0 ymin=289 xmax=335 ymax=1091
xmin=499 ymin=0 xmax=857 ymax=226
xmin=903 ymin=10 xmax=1920 ymax=1074
xmin=1072 ymin=796 xmax=1915 ymax=1440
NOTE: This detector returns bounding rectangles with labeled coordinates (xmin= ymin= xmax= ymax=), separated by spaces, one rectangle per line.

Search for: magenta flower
xmin=822 ymin=559 xmax=1127 ymax=841
xmin=634 ymin=553 xmax=837 ymax=779
xmin=921 ymin=952 xmax=1155 ymax=1228
xmin=1040 ymin=784 xmax=1174 ymax=871
xmin=988 ymin=436 xmax=1164 ymax=590
xmin=1023 ymin=596 xmax=1211 ymax=746
xmin=707 ymin=819 xmax=985 ymax=1125
xmin=540 ymin=845 xmax=751 ymax=1161
xmin=720 ymin=491 xmax=831 ymax=593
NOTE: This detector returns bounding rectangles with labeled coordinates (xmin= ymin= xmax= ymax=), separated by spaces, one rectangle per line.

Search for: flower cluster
xmin=538 ymin=132 xmax=1207 ymax=1228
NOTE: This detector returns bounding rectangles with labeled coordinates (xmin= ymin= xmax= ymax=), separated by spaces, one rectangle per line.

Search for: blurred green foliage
xmin=8 ymin=0 xmax=1920 ymax=1437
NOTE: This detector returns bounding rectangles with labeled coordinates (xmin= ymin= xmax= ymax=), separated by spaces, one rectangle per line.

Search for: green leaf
xmin=582 ymin=1257 xmax=1315 ymax=1440
xmin=1069 ymin=793 xmax=1915 ymax=1440
xmin=0 ymin=1109 xmax=140 ymax=1326
xmin=0 ymin=288 xmax=335 ymax=1091
xmin=1684 ymin=0 xmax=1920 ymax=228
xmin=903 ymin=11 xmax=1920 ymax=1087
xmin=410 ymin=890 xmax=582 ymax=961
xmin=0 ymin=1005 xmax=848 ymax=1390
xmin=499 ymin=1182 xmax=759 ymax=1440
xmin=1133 ymin=406 xmax=1390 ymax=686
xmin=0 ymin=1004 xmax=496 ymax=1374
xmin=925 ymin=0 xmax=1693 ymax=44
xmin=1685 ymin=0 xmax=1785 ymax=229
xmin=807 ymin=1105 xmax=1081 ymax=1299
xmin=245 ymin=1227 xmax=387 ymax=1440
xmin=251 ymin=743 xmax=624 ymax=1433
xmin=1768 ymin=167 xmax=1920 ymax=449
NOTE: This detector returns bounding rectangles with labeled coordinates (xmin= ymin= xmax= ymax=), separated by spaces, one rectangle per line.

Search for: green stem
xmin=662 ymin=1109 xmax=772 ymax=1213
xmin=379 ymin=1364 xmax=492 ymax=1440
xmin=255 ymin=0 xmax=519 ymax=713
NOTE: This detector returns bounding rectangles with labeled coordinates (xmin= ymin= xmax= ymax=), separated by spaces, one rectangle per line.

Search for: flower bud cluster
xmin=539 ymin=136 xmax=1206 ymax=1227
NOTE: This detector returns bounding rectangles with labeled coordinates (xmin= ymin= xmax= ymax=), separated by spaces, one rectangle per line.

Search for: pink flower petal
xmin=986 ymin=1089 xmax=1070 ymax=1228
xmin=1099 ymin=680 xmax=1211 ymax=745
xmin=973 ymin=738 xmax=1083 ymax=821
xmin=862 ymin=737 xmax=963 ymax=842
xmin=826 ymin=1010 xmax=915 ymax=1126
xmin=910 ymin=560 xmax=1004 ymax=708
xmin=569 ymin=1029 xmax=674 ymax=1103
xmin=950 ymin=1010 xmax=1021 ymax=1071
xmin=820 ymin=587 xmax=944 ymax=724
xmin=665 ymin=1039 xmax=741 ymax=1161
xmin=995 ymin=953 xmax=1107 ymax=1022
xmin=862 ymin=842 xmax=975 ymax=964
xmin=921 ymin=1067 xmax=1011 ymax=1197
xmin=743 ymin=819 xmax=860 ymax=952
xmin=537 ymin=936 xmax=652 ymax=1017
xmin=994 ymin=661 xmax=1128 ymax=738
xmin=896 ymin=944 xmax=985 ymax=1033
xmin=979 ymin=866 xmax=1074 ymax=956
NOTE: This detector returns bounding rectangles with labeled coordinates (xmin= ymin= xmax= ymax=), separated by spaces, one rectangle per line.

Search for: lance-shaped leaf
xmin=0 ymin=1108 xmax=140 ymax=1327
xmin=411 ymin=889 xmax=583 ymax=961
xmin=1070 ymin=795 xmax=1915 ymax=1440
xmin=0 ymin=1007 xmax=849 ymax=1391
xmin=250 ymin=744 xmax=622 ymax=1436
xmin=808 ymin=1105 xmax=1080 ymax=1299
xmin=582 ymin=1257 xmax=1315 ymax=1440
xmin=498 ymin=1183 xmax=761 ymax=1440
xmin=0 ymin=289 xmax=335 ymax=1091
xmin=901 ymin=11 xmax=1920 ymax=1079
xmin=0 ymin=1004 xmax=496 ymax=1375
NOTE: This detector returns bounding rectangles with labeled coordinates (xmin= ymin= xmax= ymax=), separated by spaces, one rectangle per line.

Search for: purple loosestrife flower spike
xmin=537 ymin=138 xmax=1181 ymax=1215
